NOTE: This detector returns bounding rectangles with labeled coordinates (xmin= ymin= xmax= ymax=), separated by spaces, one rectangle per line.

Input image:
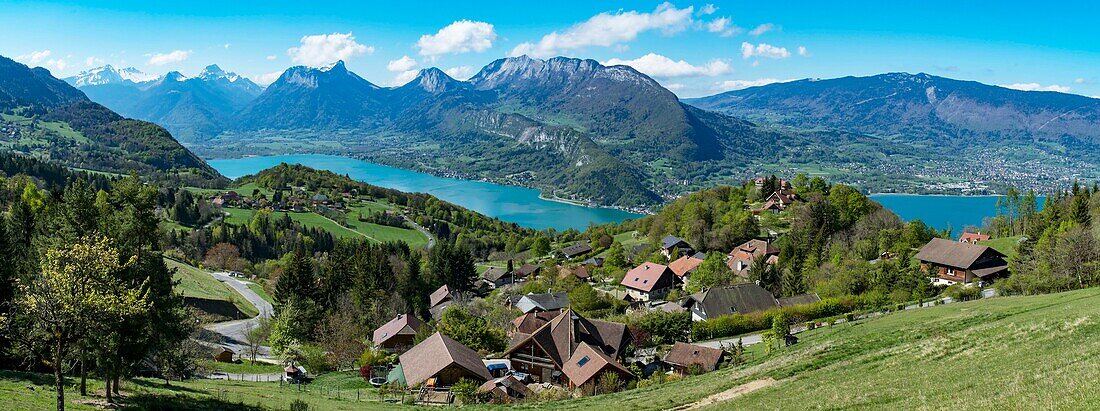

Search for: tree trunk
xmin=112 ymin=374 xmax=120 ymax=396
xmin=54 ymin=342 xmax=64 ymax=411
xmin=79 ymin=353 xmax=87 ymax=397
xmin=104 ymin=373 xmax=112 ymax=404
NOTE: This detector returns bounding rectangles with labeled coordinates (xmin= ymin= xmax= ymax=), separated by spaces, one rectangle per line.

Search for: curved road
xmin=202 ymin=271 xmax=275 ymax=359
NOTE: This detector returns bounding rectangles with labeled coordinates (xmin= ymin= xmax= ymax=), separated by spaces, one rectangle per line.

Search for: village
xmin=198 ymin=175 xmax=1016 ymax=406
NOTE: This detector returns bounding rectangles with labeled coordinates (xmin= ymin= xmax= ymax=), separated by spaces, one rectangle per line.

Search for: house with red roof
xmin=372 ymin=314 xmax=425 ymax=353
xmin=621 ymin=262 xmax=677 ymax=301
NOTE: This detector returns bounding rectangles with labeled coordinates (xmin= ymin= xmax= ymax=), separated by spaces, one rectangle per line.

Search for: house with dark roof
xmin=399 ymin=332 xmax=491 ymax=388
xmin=515 ymin=292 xmax=570 ymax=314
xmin=510 ymin=310 xmax=560 ymax=336
xmin=561 ymin=342 xmax=635 ymax=394
xmin=915 ymin=238 xmax=1009 ymax=285
xmin=760 ymin=189 xmax=800 ymax=213
xmin=663 ymin=342 xmax=725 ymax=375
xmin=504 ymin=309 xmax=631 ymax=386
xmin=560 ymin=242 xmax=594 ymax=259
xmin=482 ymin=267 xmax=514 ymax=289
xmin=429 ymin=285 xmax=457 ymax=320
xmin=372 ymin=314 xmax=425 ymax=353
xmin=477 ymin=375 xmax=534 ymax=402
xmin=557 ymin=265 xmax=591 ymax=281
xmin=727 ymin=239 xmax=780 ymax=277
xmin=660 ymin=235 xmax=694 ymax=259
xmin=514 ymin=264 xmax=541 ymax=280
xmin=621 ymin=262 xmax=677 ymax=301
xmin=682 ymin=283 xmax=779 ymax=321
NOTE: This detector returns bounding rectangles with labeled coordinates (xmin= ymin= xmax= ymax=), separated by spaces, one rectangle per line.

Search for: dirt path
xmin=672 ymin=378 xmax=778 ymax=410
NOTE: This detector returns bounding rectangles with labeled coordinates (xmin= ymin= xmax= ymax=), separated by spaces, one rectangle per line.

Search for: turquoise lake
xmin=869 ymin=194 xmax=1027 ymax=232
xmin=207 ymin=154 xmax=643 ymax=231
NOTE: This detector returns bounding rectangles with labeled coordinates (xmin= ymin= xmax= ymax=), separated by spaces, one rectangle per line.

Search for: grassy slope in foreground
xmin=167 ymin=258 xmax=259 ymax=318
xmin=3 ymin=288 xmax=1100 ymax=410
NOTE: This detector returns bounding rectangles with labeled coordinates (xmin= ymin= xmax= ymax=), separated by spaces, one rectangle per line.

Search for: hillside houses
xmin=682 ymin=283 xmax=820 ymax=321
xmin=915 ymin=238 xmax=1009 ymax=285
xmin=621 ymin=262 xmax=677 ymax=301
xmin=660 ymin=235 xmax=694 ymax=259
xmin=727 ymin=239 xmax=780 ymax=277
xmin=503 ymin=309 xmax=631 ymax=386
xmin=373 ymin=314 xmax=425 ymax=354
xmin=399 ymin=332 xmax=491 ymax=388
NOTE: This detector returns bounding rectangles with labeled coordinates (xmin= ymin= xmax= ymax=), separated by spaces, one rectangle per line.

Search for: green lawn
xmin=200 ymin=360 xmax=284 ymax=375
xmin=978 ymin=235 xmax=1023 ymax=260
xmin=246 ymin=282 xmax=275 ymax=306
xmin=223 ymin=207 xmax=427 ymax=247
xmin=167 ymin=258 xmax=259 ymax=318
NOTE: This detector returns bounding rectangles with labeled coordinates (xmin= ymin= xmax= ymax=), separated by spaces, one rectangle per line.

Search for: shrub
xmin=452 ymin=378 xmax=488 ymax=404
xmin=299 ymin=344 xmax=333 ymax=373
xmin=945 ymin=284 xmax=982 ymax=301
xmin=690 ymin=296 xmax=866 ymax=341
xmin=289 ymin=399 xmax=309 ymax=411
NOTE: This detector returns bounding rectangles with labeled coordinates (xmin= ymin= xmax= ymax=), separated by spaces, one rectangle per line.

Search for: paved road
xmin=402 ymin=214 xmax=436 ymax=248
xmin=202 ymin=271 xmax=275 ymax=359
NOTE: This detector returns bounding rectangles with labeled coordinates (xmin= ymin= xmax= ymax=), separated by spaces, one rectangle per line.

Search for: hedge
xmin=690 ymin=296 xmax=869 ymax=341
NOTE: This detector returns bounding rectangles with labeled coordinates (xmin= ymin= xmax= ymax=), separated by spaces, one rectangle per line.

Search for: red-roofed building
xmin=727 ymin=239 xmax=780 ymax=277
xmin=621 ymin=262 xmax=677 ymax=301
xmin=668 ymin=255 xmax=705 ymax=282
xmin=959 ymin=231 xmax=991 ymax=244
xmin=372 ymin=314 xmax=425 ymax=353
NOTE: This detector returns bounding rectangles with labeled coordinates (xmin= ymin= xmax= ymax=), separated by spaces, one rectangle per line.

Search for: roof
xmin=621 ymin=262 xmax=674 ymax=292
xmin=971 ymin=264 xmax=1009 ymax=278
xmin=959 ymin=232 xmax=991 ymax=242
xmin=515 ymin=264 xmax=541 ymax=277
xmin=685 ymin=283 xmax=778 ymax=318
xmin=558 ymin=266 xmax=590 ymax=280
xmin=429 ymin=285 xmax=453 ymax=308
xmin=668 ymin=255 xmax=705 ymax=278
xmin=561 ymin=242 xmax=593 ymax=257
xmin=777 ymin=293 xmax=822 ymax=307
xmin=914 ymin=238 xmax=1005 ymax=269
xmin=483 ymin=267 xmax=510 ymax=282
xmin=504 ymin=309 xmax=629 ymax=369
xmin=511 ymin=310 xmax=560 ymax=335
xmin=662 ymin=342 xmax=724 ymax=371
xmin=399 ymin=332 xmax=491 ymax=387
xmin=581 ymin=257 xmax=605 ymax=267
xmin=661 ymin=235 xmax=690 ymax=250
xmin=729 ymin=239 xmax=779 ymax=262
xmin=561 ymin=342 xmax=633 ymax=387
xmin=519 ymin=292 xmax=570 ymax=312
xmin=372 ymin=314 xmax=425 ymax=346
xmin=477 ymin=375 xmax=533 ymax=398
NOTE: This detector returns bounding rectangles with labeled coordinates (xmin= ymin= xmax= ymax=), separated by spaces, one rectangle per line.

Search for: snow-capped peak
xmin=198 ymin=64 xmax=243 ymax=82
xmin=66 ymin=65 xmax=157 ymax=87
xmin=319 ymin=60 xmax=346 ymax=72
xmin=163 ymin=71 xmax=190 ymax=82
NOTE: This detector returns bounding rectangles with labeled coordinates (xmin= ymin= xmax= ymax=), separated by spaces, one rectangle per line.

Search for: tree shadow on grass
xmin=122 ymin=392 xmax=266 ymax=411
xmin=128 ymin=378 xmax=207 ymax=394
xmin=0 ymin=370 xmax=56 ymax=386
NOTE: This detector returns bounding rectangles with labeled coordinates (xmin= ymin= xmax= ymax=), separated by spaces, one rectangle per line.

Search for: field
xmin=222 ymin=207 xmax=428 ymax=247
xmin=978 ymin=235 xmax=1023 ymax=259
xmin=6 ymin=287 xmax=1100 ymax=410
xmin=167 ymin=258 xmax=259 ymax=318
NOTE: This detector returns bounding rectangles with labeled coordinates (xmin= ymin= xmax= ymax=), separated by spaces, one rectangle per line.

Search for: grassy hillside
xmin=978 ymin=235 xmax=1023 ymax=260
xmin=222 ymin=207 xmax=428 ymax=247
xmin=5 ymin=287 xmax=1099 ymax=410
xmin=167 ymin=258 xmax=259 ymax=318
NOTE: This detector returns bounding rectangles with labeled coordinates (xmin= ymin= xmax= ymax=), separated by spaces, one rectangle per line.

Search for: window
xmin=577 ymin=356 xmax=590 ymax=367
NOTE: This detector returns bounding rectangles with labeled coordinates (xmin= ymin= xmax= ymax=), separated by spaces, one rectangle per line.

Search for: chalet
xmin=429 ymin=285 xmax=457 ymax=320
xmin=668 ymin=254 xmax=705 ymax=282
xmin=682 ymin=283 xmax=779 ymax=321
xmin=662 ymin=342 xmax=725 ymax=375
xmin=558 ymin=265 xmax=591 ymax=281
xmin=914 ymin=238 xmax=1009 ymax=285
xmin=482 ymin=267 xmax=514 ymax=289
xmin=222 ymin=191 xmax=241 ymax=202
xmin=214 ymin=348 xmax=235 ymax=363
xmin=621 ymin=262 xmax=677 ymax=301
xmin=760 ymin=189 xmax=800 ymax=213
xmin=727 ymin=239 xmax=780 ymax=277
xmin=514 ymin=264 xmax=541 ymax=280
xmin=660 ymin=235 xmax=694 ymax=259
xmin=514 ymin=292 xmax=570 ymax=314
xmin=399 ymin=332 xmax=491 ymax=388
xmin=959 ymin=231 xmax=991 ymax=244
xmin=560 ymin=242 xmax=594 ymax=259
xmin=504 ymin=309 xmax=631 ymax=386
xmin=562 ymin=342 xmax=635 ymax=394
xmin=372 ymin=314 xmax=425 ymax=353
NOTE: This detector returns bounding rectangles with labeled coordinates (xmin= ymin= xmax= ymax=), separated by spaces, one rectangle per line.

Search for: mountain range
xmin=61 ymin=58 xmax=1100 ymax=207
xmin=0 ymin=55 xmax=224 ymax=186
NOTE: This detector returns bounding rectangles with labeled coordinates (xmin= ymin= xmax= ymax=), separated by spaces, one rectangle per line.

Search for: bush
xmin=690 ymin=296 xmax=866 ymax=341
xmin=299 ymin=344 xmax=333 ymax=373
xmin=944 ymin=284 xmax=982 ymax=301
xmin=451 ymin=378 xmax=488 ymax=404
xmin=289 ymin=399 xmax=309 ymax=411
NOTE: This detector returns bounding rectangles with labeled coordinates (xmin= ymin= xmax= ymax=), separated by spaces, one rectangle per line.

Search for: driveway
xmin=202 ymin=272 xmax=275 ymax=359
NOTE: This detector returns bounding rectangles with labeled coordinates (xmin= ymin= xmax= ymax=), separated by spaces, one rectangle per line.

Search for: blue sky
xmin=2 ymin=0 xmax=1098 ymax=98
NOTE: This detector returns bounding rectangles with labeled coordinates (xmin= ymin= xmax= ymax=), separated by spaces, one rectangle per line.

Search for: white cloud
xmin=1002 ymin=83 xmax=1071 ymax=93
xmin=147 ymin=50 xmax=192 ymax=66
xmin=741 ymin=42 xmax=790 ymax=59
xmin=223 ymin=43 xmax=231 ymax=49
xmin=44 ymin=58 xmax=67 ymax=72
xmin=604 ymin=53 xmax=731 ymax=78
xmin=1075 ymin=78 xmax=1086 ymax=84
xmin=714 ymin=78 xmax=785 ymax=91
xmin=798 ymin=46 xmax=809 ymax=56
xmin=698 ymin=4 xmax=717 ymax=15
xmin=249 ymin=71 xmax=283 ymax=86
xmin=444 ymin=66 xmax=474 ymax=80
xmin=84 ymin=56 xmax=104 ymax=67
xmin=748 ymin=23 xmax=775 ymax=37
xmin=706 ymin=17 xmax=740 ymax=37
xmin=287 ymin=32 xmax=373 ymax=66
xmin=417 ymin=20 xmax=497 ymax=57
xmin=386 ymin=55 xmax=418 ymax=72
xmin=17 ymin=50 xmax=52 ymax=64
xmin=266 ymin=55 xmax=277 ymax=61
xmin=664 ymin=82 xmax=685 ymax=91
xmin=389 ymin=70 xmax=419 ymax=86
xmin=510 ymin=3 xmax=694 ymax=58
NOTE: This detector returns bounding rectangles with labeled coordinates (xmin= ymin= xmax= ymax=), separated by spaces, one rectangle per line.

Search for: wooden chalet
xmin=503 ymin=309 xmax=631 ymax=386
xmin=915 ymin=238 xmax=1009 ymax=284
